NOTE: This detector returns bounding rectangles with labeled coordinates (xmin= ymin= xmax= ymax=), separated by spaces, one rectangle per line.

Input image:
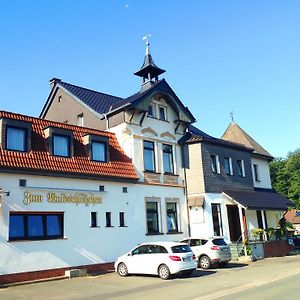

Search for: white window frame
xmin=165 ymin=198 xmax=180 ymax=233
xmin=158 ymin=105 xmax=167 ymax=121
xmin=224 ymin=157 xmax=233 ymax=175
xmin=145 ymin=197 xmax=162 ymax=234
xmin=148 ymin=103 xmax=156 ymax=118
xmin=211 ymin=154 xmax=220 ymax=174
xmin=237 ymin=159 xmax=246 ymax=177
xmin=253 ymin=164 xmax=260 ymax=182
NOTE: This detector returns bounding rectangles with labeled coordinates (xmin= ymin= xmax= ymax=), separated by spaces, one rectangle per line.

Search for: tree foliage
xmin=270 ymin=149 xmax=300 ymax=209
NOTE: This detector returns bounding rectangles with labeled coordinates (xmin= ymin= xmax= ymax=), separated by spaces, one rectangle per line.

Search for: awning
xmin=222 ymin=189 xmax=293 ymax=211
xmin=188 ymin=195 xmax=204 ymax=207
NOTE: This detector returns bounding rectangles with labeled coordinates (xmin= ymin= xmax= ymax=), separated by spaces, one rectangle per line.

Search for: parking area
xmin=1 ymin=256 xmax=300 ymax=300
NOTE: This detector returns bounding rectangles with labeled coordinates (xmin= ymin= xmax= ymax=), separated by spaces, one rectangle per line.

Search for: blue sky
xmin=0 ymin=1 xmax=299 ymax=158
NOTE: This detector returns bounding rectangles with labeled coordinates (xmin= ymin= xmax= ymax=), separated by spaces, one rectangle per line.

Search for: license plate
xmin=183 ymin=257 xmax=191 ymax=262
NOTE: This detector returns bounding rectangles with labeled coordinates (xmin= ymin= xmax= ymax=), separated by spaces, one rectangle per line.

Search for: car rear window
xmin=212 ymin=238 xmax=227 ymax=246
xmin=171 ymin=245 xmax=192 ymax=253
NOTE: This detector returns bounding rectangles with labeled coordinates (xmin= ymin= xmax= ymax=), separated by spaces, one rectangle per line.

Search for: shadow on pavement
xmin=210 ymin=262 xmax=248 ymax=270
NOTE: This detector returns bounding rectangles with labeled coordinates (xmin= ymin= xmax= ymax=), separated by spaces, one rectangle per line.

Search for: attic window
xmin=1 ymin=118 xmax=32 ymax=153
xmin=158 ymin=105 xmax=167 ymax=121
xmin=82 ymin=134 xmax=109 ymax=163
xmin=53 ymin=134 xmax=71 ymax=157
xmin=43 ymin=126 xmax=74 ymax=158
xmin=58 ymin=96 xmax=62 ymax=103
xmin=148 ymin=103 xmax=156 ymax=118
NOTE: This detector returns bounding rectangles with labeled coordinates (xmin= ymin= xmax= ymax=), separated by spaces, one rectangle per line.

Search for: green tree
xmin=270 ymin=149 xmax=300 ymax=209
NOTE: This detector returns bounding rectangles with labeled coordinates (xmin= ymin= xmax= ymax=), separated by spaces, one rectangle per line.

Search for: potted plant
xmin=265 ymin=227 xmax=276 ymax=241
xmin=251 ymin=228 xmax=264 ymax=241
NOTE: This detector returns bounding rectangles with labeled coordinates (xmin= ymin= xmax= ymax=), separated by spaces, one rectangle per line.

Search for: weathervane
xmin=230 ymin=111 xmax=234 ymax=122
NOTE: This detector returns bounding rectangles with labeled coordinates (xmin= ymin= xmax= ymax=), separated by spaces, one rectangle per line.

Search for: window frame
xmin=237 ymin=159 xmax=246 ymax=177
xmin=253 ymin=164 xmax=260 ymax=182
xmin=210 ymin=154 xmax=220 ymax=174
xmin=52 ymin=133 xmax=71 ymax=157
xmin=211 ymin=203 xmax=223 ymax=236
xmin=147 ymin=103 xmax=156 ymax=118
xmin=90 ymin=211 xmax=98 ymax=228
xmin=119 ymin=212 xmax=126 ymax=227
xmin=1 ymin=119 xmax=32 ymax=153
xmin=5 ymin=125 xmax=28 ymax=152
xmin=106 ymin=211 xmax=112 ymax=227
xmin=143 ymin=140 xmax=156 ymax=172
xmin=9 ymin=212 xmax=64 ymax=241
xmin=158 ymin=105 xmax=167 ymax=121
xmin=224 ymin=157 xmax=233 ymax=175
xmin=91 ymin=140 xmax=106 ymax=162
xmin=145 ymin=197 xmax=161 ymax=235
xmin=163 ymin=143 xmax=174 ymax=174
xmin=166 ymin=200 xmax=180 ymax=233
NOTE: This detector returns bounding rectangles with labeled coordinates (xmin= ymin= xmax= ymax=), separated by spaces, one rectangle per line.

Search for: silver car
xmin=180 ymin=237 xmax=231 ymax=269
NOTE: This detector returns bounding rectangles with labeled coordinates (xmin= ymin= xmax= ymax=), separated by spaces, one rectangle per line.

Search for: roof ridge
xmin=60 ymin=81 xmax=124 ymax=101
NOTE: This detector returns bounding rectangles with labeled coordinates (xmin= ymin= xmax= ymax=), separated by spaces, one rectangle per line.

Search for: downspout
xmin=181 ymin=144 xmax=191 ymax=237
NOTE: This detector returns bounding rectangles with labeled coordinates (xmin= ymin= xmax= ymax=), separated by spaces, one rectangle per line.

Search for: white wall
xmin=251 ymin=157 xmax=272 ymax=189
xmin=0 ymin=173 xmax=188 ymax=276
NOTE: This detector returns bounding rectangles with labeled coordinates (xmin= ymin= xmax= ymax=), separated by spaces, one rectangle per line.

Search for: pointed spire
xmin=134 ymin=34 xmax=165 ymax=90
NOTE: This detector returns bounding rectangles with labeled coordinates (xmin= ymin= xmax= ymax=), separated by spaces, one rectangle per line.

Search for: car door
xmin=147 ymin=244 xmax=169 ymax=274
xmin=127 ymin=245 xmax=150 ymax=274
xmin=190 ymin=239 xmax=203 ymax=258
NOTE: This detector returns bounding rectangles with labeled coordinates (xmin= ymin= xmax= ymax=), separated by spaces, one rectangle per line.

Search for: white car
xmin=180 ymin=237 xmax=231 ymax=269
xmin=114 ymin=241 xmax=197 ymax=280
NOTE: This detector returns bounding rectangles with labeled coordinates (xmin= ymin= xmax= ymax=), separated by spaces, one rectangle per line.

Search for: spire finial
xmin=142 ymin=34 xmax=151 ymax=55
xmin=230 ymin=111 xmax=234 ymax=122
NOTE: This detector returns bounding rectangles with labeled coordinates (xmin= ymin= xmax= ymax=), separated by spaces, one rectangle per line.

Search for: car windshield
xmin=171 ymin=244 xmax=192 ymax=253
xmin=212 ymin=238 xmax=227 ymax=246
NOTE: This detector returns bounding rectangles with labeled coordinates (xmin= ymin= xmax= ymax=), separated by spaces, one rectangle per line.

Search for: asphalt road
xmin=1 ymin=255 xmax=300 ymax=300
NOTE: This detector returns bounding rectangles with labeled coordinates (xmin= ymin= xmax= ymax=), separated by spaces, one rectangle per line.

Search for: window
xmin=99 ymin=185 xmax=105 ymax=192
xmin=253 ymin=164 xmax=260 ymax=181
xmin=119 ymin=212 xmax=125 ymax=227
xmin=19 ymin=179 xmax=26 ymax=187
xmin=106 ymin=212 xmax=112 ymax=227
xmin=163 ymin=144 xmax=174 ymax=174
xmin=143 ymin=140 xmax=155 ymax=172
xmin=148 ymin=103 xmax=156 ymax=118
xmin=210 ymin=154 xmax=220 ymax=174
xmin=158 ymin=106 xmax=167 ymax=121
xmin=91 ymin=212 xmax=97 ymax=227
xmin=237 ymin=159 xmax=245 ymax=177
xmin=211 ymin=204 xmax=223 ymax=236
xmin=146 ymin=202 xmax=159 ymax=234
xmin=122 ymin=187 xmax=127 ymax=193
xmin=6 ymin=126 xmax=27 ymax=152
xmin=91 ymin=141 xmax=106 ymax=162
xmin=9 ymin=212 xmax=63 ymax=241
xmin=224 ymin=157 xmax=233 ymax=175
xmin=53 ymin=134 xmax=70 ymax=157
xmin=166 ymin=202 xmax=178 ymax=232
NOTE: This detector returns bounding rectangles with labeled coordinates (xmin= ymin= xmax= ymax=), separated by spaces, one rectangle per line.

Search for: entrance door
xmin=226 ymin=205 xmax=242 ymax=242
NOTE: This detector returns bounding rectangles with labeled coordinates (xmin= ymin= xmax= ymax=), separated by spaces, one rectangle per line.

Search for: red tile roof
xmin=0 ymin=111 xmax=139 ymax=181
xmin=285 ymin=209 xmax=300 ymax=224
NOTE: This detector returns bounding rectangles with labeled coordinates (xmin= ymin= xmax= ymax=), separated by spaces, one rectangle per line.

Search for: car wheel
xmin=158 ymin=264 xmax=171 ymax=280
xmin=117 ymin=262 xmax=128 ymax=277
xmin=199 ymin=255 xmax=211 ymax=269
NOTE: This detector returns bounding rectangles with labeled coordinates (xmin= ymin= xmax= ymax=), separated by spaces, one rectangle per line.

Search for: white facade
xmin=251 ymin=157 xmax=272 ymax=189
xmin=0 ymin=173 xmax=188 ymax=276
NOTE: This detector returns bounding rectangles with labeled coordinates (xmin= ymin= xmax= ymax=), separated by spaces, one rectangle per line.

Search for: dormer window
xmin=43 ymin=126 xmax=73 ymax=158
xmin=148 ymin=103 xmax=156 ymax=118
xmin=0 ymin=118 xmax=32 ymax=152
xmin=159 ymin=105 xmax=167 ymax=121
xmin=6 ymin=126 xmax=27 ymax=152
xmin=82 ymin=134 xmax=109 ymax=163
xmin=91 ymin=141 xmax=106 ymax=162
xmin=53 ymin=134 xmax=71 ymax=157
